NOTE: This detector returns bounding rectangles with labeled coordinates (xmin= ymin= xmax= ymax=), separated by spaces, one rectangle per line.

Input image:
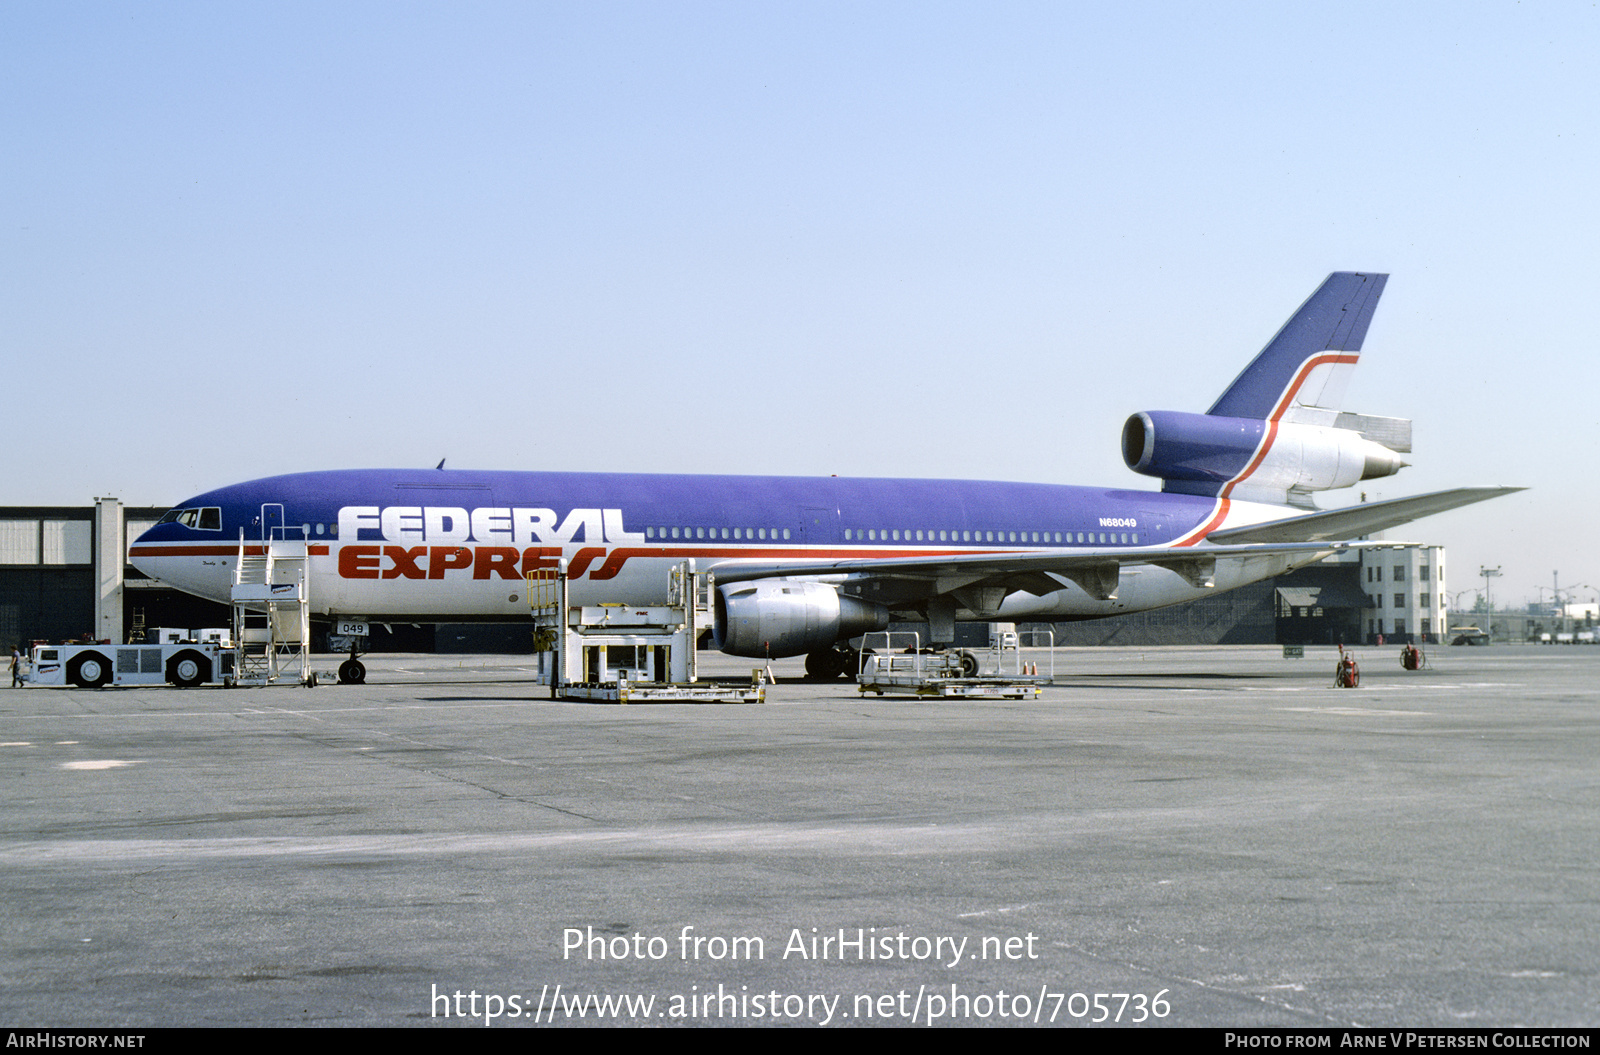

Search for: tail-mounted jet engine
xmin=713 ymin=580 xmax=889 ymax=658
xmin=1120 ymin=410 xmax=1408 ymax=504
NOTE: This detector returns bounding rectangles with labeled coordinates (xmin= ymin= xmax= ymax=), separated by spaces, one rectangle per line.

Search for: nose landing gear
xmin=337 ymin=643 xmax=366 ymax=685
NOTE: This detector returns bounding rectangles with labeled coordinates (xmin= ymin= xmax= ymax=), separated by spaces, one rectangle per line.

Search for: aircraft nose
xmin=128 ymin=522 xmax=162 ymax=578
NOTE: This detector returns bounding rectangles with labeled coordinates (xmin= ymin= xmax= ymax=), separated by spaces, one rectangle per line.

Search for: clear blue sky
xmin=5 ymin=1 xmax=1595 ymax=608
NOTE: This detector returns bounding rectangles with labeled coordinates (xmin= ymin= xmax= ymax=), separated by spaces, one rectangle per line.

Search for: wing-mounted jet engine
xmin=712 ymin=580 xmax=889 ymax=658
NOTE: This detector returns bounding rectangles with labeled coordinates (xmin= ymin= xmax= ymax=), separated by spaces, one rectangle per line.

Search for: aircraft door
xmin=260 ymin=503 xmax=285 ymax=542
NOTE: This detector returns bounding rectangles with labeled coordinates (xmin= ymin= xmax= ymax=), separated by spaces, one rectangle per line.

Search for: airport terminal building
xmin=2 ymin=499 xmax=1443 ymax=653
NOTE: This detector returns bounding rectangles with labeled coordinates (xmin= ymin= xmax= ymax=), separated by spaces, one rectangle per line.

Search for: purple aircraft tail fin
xmin=1206 ymin=271 xmax=1387 ymax=421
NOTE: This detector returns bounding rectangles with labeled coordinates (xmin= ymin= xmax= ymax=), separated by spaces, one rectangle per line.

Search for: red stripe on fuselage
xmin=131 ymin=545 xmax=261 ymax=557
xmin=129 ymin=543 xmax=329 ymax=557
xmin=1171 ymin=498 xmax=1230 ymax=548
xmin=1170 ymin=351 xmax=1358 ymax=547
xmin=1222 ymin=351 xmax=1357 ymax=500
xmin=131 ymin=542 xmax=1032 ymax=579
xmin=130 ymin=543 xmax=1015 ymax=562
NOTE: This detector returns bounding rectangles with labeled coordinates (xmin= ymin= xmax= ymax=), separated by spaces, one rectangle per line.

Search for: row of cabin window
xmin=639 ymin=526 xmax=1140 ymax=545
xmin=645 ymin=527 xmax=792 ymax=540
xmin=842 ymin=529 xmax=1139 ymax=545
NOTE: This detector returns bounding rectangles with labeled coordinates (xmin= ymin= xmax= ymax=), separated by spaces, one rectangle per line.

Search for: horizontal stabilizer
xmin=1205 ymin=487 xmax=1525 ymax=544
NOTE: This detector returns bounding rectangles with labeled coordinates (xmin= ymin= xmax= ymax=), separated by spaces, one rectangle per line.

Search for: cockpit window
xmin=157 ymin=507 xmax=223 ymax=530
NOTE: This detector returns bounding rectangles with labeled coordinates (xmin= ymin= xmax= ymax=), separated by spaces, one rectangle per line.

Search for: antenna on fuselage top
xmin=436 ymin=459 xmax=446 ymax=470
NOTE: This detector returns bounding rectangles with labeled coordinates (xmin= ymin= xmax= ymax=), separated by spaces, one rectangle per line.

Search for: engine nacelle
xmin=713 ymin=580 xmax=889 ymax=658
xmin=1122 ymin=410 xmax=1406 ymax=502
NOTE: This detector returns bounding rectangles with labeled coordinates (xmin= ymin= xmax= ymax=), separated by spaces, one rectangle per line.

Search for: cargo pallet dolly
xmin=855 ymin=630 xmax=1050 ymax=699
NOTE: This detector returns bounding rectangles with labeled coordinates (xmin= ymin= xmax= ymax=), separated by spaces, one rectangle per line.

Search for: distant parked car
xmin=1450 ymin=626 xmax=1490 ymax=646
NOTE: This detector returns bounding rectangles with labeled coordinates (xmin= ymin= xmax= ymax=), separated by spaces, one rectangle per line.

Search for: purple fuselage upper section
xmin=132 ymin=468 xmax=1220 ymax=552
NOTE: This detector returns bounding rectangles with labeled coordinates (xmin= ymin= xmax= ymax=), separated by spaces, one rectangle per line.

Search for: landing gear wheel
xmin=804 ymin=647 xmax=859 ymax=680
xmin=68 ymin=652 xmax=112 ymax=688
xmin=338 ymin=659 xmax=366 ymax=685
xmin=805 ymin=650 xmax=842 ymax=680
xmin=837 ymin=647 xmax=860 ymax=679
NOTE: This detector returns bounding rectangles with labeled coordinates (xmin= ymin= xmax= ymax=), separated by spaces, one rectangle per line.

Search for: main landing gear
xmin=804 ymin=645 xmax=862 ymax=681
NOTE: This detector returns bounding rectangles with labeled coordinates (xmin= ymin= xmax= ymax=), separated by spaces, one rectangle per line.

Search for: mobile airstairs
xmin=229 ymin=504 xmax=313 ymax=687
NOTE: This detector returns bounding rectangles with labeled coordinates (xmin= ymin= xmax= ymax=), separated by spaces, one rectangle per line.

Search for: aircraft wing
xmin=708 ymin=486 xmax=1522 ymax=604
xmin=1204 ymin=486 xmax=1524 ymax=544
xmin=709 ymin=540 xmax=1354 ymax=602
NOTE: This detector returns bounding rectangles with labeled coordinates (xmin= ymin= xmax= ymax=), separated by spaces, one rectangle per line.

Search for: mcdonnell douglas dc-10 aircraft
xmin=131 ymin=273 xmax=1517 ymax=680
